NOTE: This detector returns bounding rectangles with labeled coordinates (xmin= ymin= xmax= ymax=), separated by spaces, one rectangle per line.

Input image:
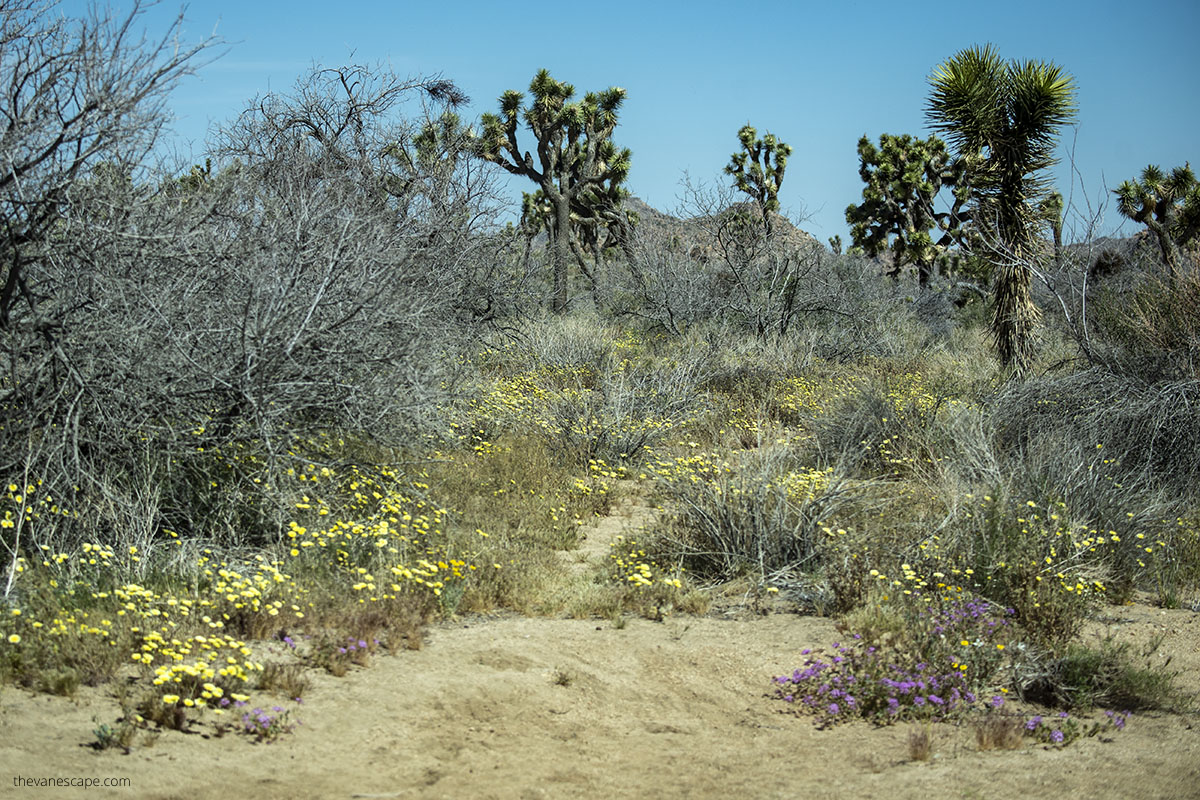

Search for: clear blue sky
xmin=61 ymin=0 xmax=1199 ymax=242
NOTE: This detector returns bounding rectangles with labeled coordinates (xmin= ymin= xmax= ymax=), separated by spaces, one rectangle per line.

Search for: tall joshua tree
xmin=725 ymin=124 xmax=791 ymax=234
xmin=845 ymin=133 xmax=971 ymax=287
xmin=479 ymin=69 xmax=631 ymax=313
xmin=1115 ymin=163 xmax=1200 ymax=275
xmin=926 ymin=44 xmax=1077 ymax=370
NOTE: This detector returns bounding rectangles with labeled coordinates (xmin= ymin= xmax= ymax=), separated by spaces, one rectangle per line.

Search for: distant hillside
xmin=623 ymin=195 xmax=822 ymax=256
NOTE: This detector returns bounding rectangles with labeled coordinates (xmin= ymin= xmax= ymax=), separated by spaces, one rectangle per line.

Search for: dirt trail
xmin=2 ymin=497 xmax=1199 ymax=799
xmin=557 ymin=484 xmax=657 ymax=578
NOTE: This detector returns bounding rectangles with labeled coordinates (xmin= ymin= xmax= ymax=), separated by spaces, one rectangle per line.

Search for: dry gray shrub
xmin=1 ymin=33 xmax=515 ymax=574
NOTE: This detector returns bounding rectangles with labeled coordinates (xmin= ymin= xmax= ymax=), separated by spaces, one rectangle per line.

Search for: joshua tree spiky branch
xmin=1115 ymin=163 xmax=1200 ymax=275
xmin=725 ymin=124 xmax=791 ymax=235
xmin=478 ymin=70 xmax=631 ymax=313
xmin=845 ymin=132 xmax=971 ymax=287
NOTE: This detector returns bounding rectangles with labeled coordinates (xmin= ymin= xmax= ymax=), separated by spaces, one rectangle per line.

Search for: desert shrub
xmin=496 ymin=316 xmax=622 ymax=379
xmin=649 ymin=446 xmax=857 ymax=580
xmin=459 ymin=324 xmax=710 ymax=469
xmin=1020 ymin=635 xmax=1185 ymax=711
xmin=928 ymin=493 xmax=1112 ymax=649
xmin=991 ymin=370 xmax=1200 ymax=496
xmin=987 ymin=371 xmax=1200 ymax=600
xmin=537 ymin=357 xmax=706 ymax=466
xmin=772 ymin=592 xmax=1013 ymax=727
xmin=612 ymin=177 xmax=928 ymax=356
xmin=810 ymin=369 xmax=974 ymax=481
xmin=1088 ymin=256 xmax=1200 ymax=381
xmin=2 ymin=59 xmax=513 ymax=604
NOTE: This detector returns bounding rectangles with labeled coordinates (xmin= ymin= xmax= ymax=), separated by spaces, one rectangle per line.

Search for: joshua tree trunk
xmin=551 ymin=191 xmax=571 ymax=314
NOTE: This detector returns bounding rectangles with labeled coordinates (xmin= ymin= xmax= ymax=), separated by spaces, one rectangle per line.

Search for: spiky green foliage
xmin=845 ymin=133 xmax=970 ymax=286
xmin=1037 ymin=191 xmax=1065 ymax=267
xmin=479 ymin=70 xmax=632 ymax=313
xmin=725 ymin=124 xmax=792 ymax=232
xmin=926 ymin=44 xmax=1077 ymax=370
xmin=382 ymin=110 xmax=476 ymax=221
xmin=1115 ymin=163 xmax=1200 ymax=273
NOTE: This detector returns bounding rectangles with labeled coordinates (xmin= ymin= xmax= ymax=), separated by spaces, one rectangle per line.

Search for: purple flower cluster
xmin=334 ymin=636 xmax=380 ymax=656
xmin=239 ymin=704 xmax=299 ymax=742
xmin=1022 ymin=709 xmax=1131 ymax=746
xmin=773 ymin=596 xmax=1015 ymax=727
xmin=924 ymin=597 xmax=1013 ymax=638
xmin=773 ymin=642 xmax=974 ymax=726
xmin=877 ymin=661 xmax=976 ymax=716
xmin=1105 ymin=710 xmax=1131 ymax=731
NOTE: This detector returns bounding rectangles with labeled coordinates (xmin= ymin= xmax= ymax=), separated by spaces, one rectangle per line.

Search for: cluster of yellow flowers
xmin=608 ymin=535 xmax=683 ymax=590
xmin=282 ymin=463 xmax=477 ymax=600
xmin=2 ymin=481 xmax=76 ymax=531
xmin=773 ymin=372 xmax=866 ymax=422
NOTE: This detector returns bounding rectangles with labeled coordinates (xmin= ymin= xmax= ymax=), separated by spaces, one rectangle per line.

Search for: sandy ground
xmin=2 ymin=498 xmax=1199 ymax=799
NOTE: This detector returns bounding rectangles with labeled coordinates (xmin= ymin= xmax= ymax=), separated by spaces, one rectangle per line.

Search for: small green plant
xmin=91 ymin=717 xmax=137 ymax=752
xmin=1024 ymin=635 xmax=1184 ymax=711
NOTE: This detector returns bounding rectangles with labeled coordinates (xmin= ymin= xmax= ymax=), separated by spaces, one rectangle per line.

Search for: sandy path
xmin=3 ymin=609 xmax=1199 ymax=799
xmin=2 ymin=494 xmax=1199 ymax=799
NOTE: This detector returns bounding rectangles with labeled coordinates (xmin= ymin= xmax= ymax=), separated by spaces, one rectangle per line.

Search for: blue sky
xmin=62 ymin=0 xmax=1199 ymax=242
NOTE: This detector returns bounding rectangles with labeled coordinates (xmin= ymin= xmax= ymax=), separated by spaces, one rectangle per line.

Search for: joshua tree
xmin=926 ymin=44 xmax=1077 ymax=370
xmin=845 ymin=133 xmax=971 ymax=287
xmin=479 ymin=69 xmax=631 ymax=313
xmin=725 ymin=124 xmax=791 ymax=234
xmin=1115 ymin=163 xmax=1200 ymax=274
xmin=1037 ymin=191 xmax=1065 ymax=268
xmin=518 ymin=182 xmax=636 ymax=290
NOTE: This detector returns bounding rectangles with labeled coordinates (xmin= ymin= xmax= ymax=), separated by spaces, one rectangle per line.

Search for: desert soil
xmin=2 ymin=496 xmax=1199 ymax=800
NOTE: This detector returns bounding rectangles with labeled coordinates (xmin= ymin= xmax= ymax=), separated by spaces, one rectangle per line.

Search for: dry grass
xmin=974 ymin=714 xmax=1025 ymax=750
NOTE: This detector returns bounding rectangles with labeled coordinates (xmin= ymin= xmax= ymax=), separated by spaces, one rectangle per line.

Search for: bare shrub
xmin=990 ymin=371 xmax=1200 ymax=501
xmin=616 ymin=177 xmax=894 ymax=345
xmin=536 ymin=359 xmax=706 ymax=466
xmin=1 ymin=1 xmax=219 ymax=593
xmin=1 ymin=49 xmax=514 ymax=586
xmin=615 ymin=222 xmax=722 ymax=335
